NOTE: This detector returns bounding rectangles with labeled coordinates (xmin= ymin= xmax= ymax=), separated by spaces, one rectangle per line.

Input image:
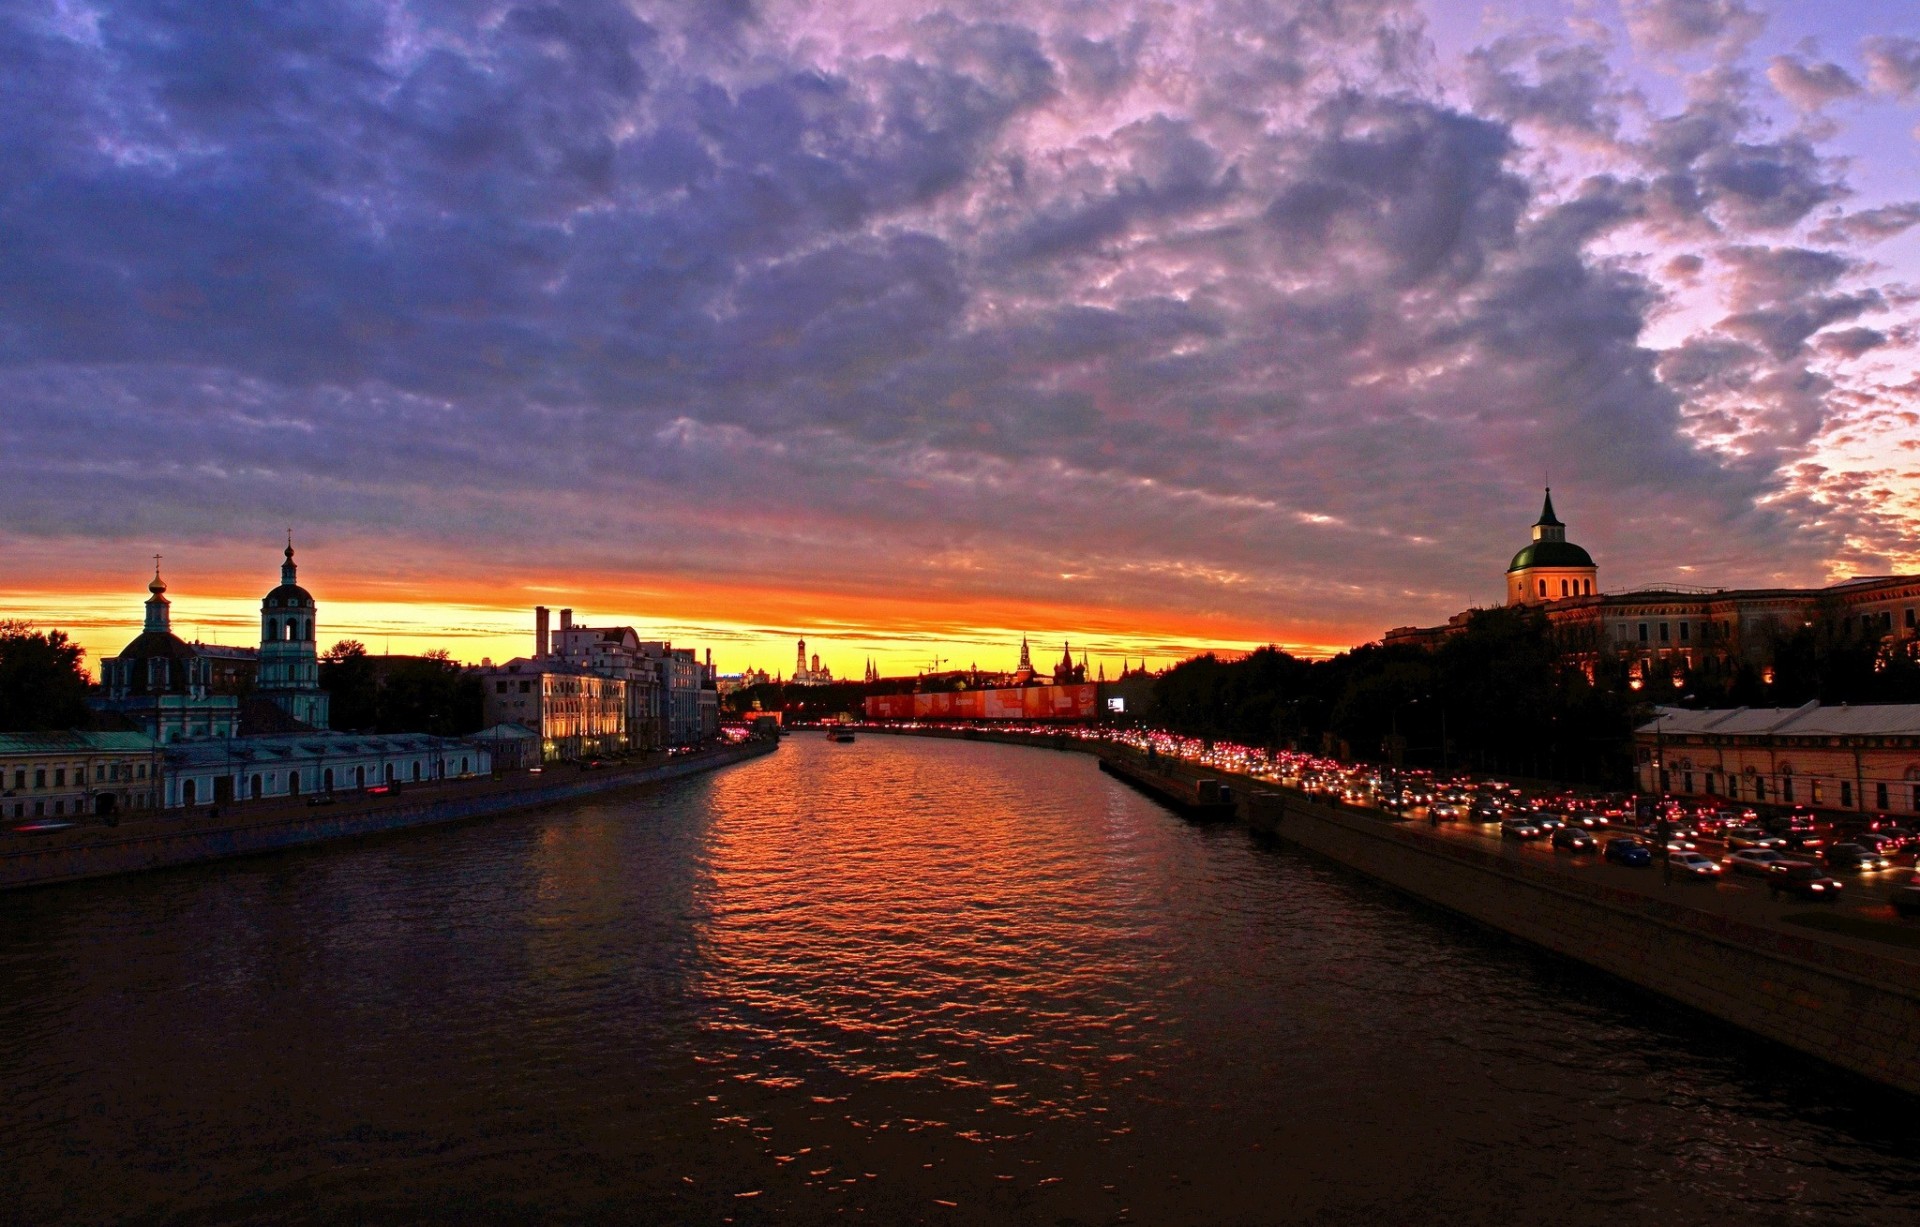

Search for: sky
xmin=2 ymin=0 xmax=1919 ymax=681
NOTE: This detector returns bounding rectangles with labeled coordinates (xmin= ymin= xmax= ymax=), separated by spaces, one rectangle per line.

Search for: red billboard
xmin=863 ymin=684 xmax=1097 ymax=722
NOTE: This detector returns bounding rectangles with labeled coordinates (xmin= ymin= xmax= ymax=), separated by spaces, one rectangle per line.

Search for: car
xmin=1604 ymin=838 xmax=1653 ymax=866
xmin=1823 ymin=843 xmax=1891 ymax=873
xmin=1852 ymin=832 xmax=1900 ymax=856
xmin=1726 ymin=827 xmax=1784 ymax=850
xmin=11 ymin=820 xmax=77 ymax=834
xmin=305 ymin=793 xmax=337 ymax=807
xmin=1725 ymin=848 xmax=1790 ymax=877
xmin=1669 ymin=851 xmax=1722 ymax=880
xmin=1469 ymin=802 xmax=1504 ymax=823
xmin=1782 ymin=830 xmax=1828 ymax=854
xmin=1892 ymin=874 xmax=1920 ymax=919
xmin=1551 ymin=827 xmax=1597 ymax=853
xmin=1501 ymin=818 xmax=1544 ymax=841
xmin=1529 ymin=812 xmax=1568 ymax=833
xmin=1768 ymin=862 xmax=1843 ymax=901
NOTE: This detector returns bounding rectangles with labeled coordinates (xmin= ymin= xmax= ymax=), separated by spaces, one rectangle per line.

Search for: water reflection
xmin=0 ymin=734 xmax=1915 ymax=1224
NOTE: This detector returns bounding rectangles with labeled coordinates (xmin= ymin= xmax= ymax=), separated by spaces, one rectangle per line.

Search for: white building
xmin=162 ymin=732 xmax=489 ymax=809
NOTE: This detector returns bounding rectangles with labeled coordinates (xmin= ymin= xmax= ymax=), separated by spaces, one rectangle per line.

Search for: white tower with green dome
xmin=257 ymin=535 xmax=330 ymax=729
xmin=1505 ymin=490 xmax=1598 ymax=606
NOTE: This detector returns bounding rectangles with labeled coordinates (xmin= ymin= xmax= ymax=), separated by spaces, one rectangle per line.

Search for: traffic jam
xmin=1088 ymin=728 xmax=1920 ymax=921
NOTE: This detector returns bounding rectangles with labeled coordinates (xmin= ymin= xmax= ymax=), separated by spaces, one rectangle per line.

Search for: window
xmin=1877 ymin=782 xmax=1889 ymax=809
xmin=12 ymin=769 xmax=23 ymax=789
xmin=1783 ymin=778 xmax=1795 ymax=803
xmin=496 ymin=681 xmax=508 ymax=694
xmin=95 ymin=765 xmax=105 ymax=781
xmin=1683 ymin=771 xmax=1694 ymax=793
xmin=1679 ymin=623 xmax=1689 ymax=641
xmin=1539 ymin=580 xmax=1547 ymax=597
xmin=289 ymin=771 xmax=301 ymax=797
xmin=519 ymin=681 xmax=532 ymax=694
xmin=1639 ymin=623 xmax=1649 ymax=643
xmin=137 ymin=764 xmax=147 ymax=779
xmin=1840 ymin=781 xmax=1853 ymax=808
xmin=1907 ymin=608 xmax=1916 ymax=629
xmin=34 ymin=768 xmax=45 ymax=789
xmin=1755 ymin=777 xmax=1766 ymax=801
xmin=183 ymin=778 xmax=196 ymax=806
xmin=1659 ymin=623 xmax=1670 ymax=642
xmin=252 ymin=774 xmax=263 ymax=799
xmin=1560 ymin=580 xmax=1569 ymax=597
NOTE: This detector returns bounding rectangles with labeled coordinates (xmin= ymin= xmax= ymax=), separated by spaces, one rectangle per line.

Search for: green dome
xmin=1508 ymin=540 xmax=1596 ymax=572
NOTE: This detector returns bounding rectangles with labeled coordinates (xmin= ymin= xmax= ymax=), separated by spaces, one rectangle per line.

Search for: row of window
xmin=1662 ymin=769 xmax=1914 ymax=811
xmin=1539 ymin=578 xmax=1594 ymax=598
xmin=176 ymin=757 xmax=474 ymax=805
xmin=7 ymin=762 xmax=152 ymax=791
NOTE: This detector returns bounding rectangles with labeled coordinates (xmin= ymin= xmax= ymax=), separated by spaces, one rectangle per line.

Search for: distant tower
xmin=257 ymin=535 xmax=330 ymax=729
xmin=811 ymin=653 xmax=821 ymax=675
xmin=1013 ymin=636 xmax=1035 ymax=684
xmin=1506 ymin=489 xmax=1598 ymax=607
xmin=796 ymin=638 xmax=807 ymax=679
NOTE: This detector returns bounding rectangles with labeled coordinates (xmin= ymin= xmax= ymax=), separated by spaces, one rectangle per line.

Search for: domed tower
xmin=1506 ymin=490 xmax=1598 ymax=606
xmin=257 ymin=536 xmax=330 ymax=728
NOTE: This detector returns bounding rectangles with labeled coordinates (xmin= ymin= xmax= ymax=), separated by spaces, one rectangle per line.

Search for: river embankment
xmin=862 ymin=724 xmax=1920 ymax=1097
xmin=0 ymin=737 xmax=777 ymax=892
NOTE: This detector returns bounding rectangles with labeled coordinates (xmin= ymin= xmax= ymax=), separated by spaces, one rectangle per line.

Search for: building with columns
xmin=1385 ymin=492 xmax=1920 ymax=689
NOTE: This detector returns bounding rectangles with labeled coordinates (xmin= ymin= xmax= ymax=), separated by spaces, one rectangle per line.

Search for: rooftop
xmin=1640 ymin=701 xmax=1920 ymax=739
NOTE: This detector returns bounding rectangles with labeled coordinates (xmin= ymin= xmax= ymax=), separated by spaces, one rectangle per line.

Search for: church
xmin=93 ymin=541 xmax=487 ymax=807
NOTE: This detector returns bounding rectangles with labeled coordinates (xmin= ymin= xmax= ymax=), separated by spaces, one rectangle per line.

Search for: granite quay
xmin=858 ymin=722 xmax=1920 ymax=1097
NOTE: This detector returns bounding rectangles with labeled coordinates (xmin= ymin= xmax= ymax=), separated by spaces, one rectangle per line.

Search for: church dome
xmin=1507 ymin=540 xmax=1596 ymax=572
xmin=264 ymin=583 xmax=313 ymax=608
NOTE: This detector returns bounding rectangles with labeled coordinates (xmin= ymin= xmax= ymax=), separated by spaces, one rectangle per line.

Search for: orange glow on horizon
xmin=2 ymin=562 xmax=1365 ymax=681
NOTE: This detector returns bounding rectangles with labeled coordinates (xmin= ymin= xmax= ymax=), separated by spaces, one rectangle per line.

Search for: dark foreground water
xmin=3 ymin=736 xmax=1917 ymax=1225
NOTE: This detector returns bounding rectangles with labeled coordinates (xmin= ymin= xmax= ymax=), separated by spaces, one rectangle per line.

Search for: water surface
xmin=3 ymin=735 xmax=1916 ymax=1224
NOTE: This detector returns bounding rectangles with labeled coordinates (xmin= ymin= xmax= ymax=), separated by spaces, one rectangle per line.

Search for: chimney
xmin=536 ymin=606 xmax=550 ymax=658
xmin=705 ymin=648 xmax=712 ymax=669
xmin=560 ymin=608 xmax=573 ymax=634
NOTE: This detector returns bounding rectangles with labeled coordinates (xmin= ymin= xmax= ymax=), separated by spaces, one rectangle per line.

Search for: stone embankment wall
xmin=1242 ymin=787 xmax=1920 ymax=1097
xmin=864 ymin=726 xmax=1920 ymax=1096
xmin=0 ymin=739 xmax=776 ymax=892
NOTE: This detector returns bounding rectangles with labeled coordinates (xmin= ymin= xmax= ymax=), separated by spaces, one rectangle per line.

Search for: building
xmin=254 ymin=537 xmax=330 ymax=729
xmin=469 ymin=723 xmax=541 ymax=771
xmin=1505 ymin=490 xmax=1597 ymax=606
xmin=1051 ymin=642 xmax=1087 ymax=685
xmin=544 ymin=607 xmax=665 ymax=752
xmin=92 ymin=564 xmax=243 ymax=742
xmin=1636 ymin=702 xmax=1920 ymax=818
xmin=475 ymin=656 xmax=626 ymax=761
xmin=1385 ymin=491 xmax=1920 ymax=688
xmin=0 ymin=731 xmax=163 ymax=821
xmin=790 ymin=639 xmax=834 ymax=686
xmin=162 ymin=732 xmax=488 ymax=808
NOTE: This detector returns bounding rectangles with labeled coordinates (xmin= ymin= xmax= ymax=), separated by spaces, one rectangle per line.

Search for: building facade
xmin=476 ymin=657 xmax=626 ymax=761
xmin=1636 ymin=703 xmax=1920 ymax=818
xmin=1385 ymin=492 xmax=1920 ymax=688
xmin=92 ymin=565 xmax=243 ymax=742
xmin=0 ymin=731 xmax=163 ymax=820
xmin=163 ymin=732 xmax=488 ymax=809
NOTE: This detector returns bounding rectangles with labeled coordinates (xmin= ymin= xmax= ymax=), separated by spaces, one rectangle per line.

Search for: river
xmin=3 ymin=734 xmax=1916 ymax=1224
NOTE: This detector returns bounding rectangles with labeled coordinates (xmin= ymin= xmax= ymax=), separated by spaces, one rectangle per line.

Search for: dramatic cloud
xmin=0 ymin=0 xmax=1916 ymax=666
xmin=1765 ymin=54 xmax=1862 ymax=111
xmin=1862 ymin=34 xmax=1920 ymax=99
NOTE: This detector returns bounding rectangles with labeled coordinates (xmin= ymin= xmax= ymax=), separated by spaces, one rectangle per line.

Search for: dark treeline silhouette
xmin=0 ymin=621 xmax=91 ymax=732
xmin=1154 ymin=602 xmax=1920 ymax=786
xmin=319 ymin=641 xmax=484 ymax=735
xmin=1154 ymin=608 xmax=1638 ymax=785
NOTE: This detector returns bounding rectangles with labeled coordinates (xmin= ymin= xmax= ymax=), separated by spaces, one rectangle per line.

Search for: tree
xmin=0 ymin=621 xmax=92 ymax=731
xmin=318 ymin=640 xmax=378 ymax=730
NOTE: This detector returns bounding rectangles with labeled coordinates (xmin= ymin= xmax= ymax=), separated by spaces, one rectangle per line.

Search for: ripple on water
xmin=1 ymin=734 xmax=1918 ymax=1224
